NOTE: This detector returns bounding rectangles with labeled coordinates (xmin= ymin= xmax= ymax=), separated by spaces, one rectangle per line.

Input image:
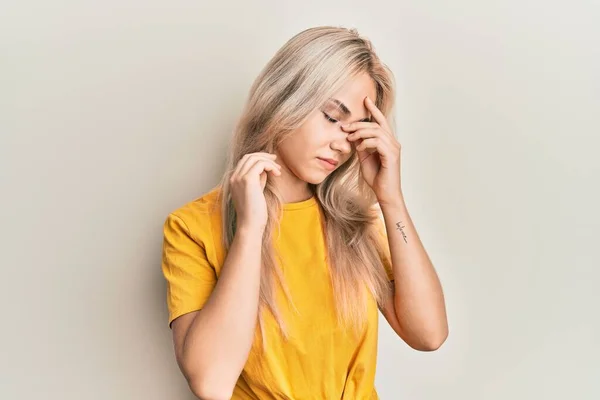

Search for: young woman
xmin=161 ymin=26 xmax=448 ymax=400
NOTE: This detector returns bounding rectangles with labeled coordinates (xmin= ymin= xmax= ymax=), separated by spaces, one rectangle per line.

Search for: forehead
xmin=334 ymin=73 xmax=377 ymax=101
xmin=324 ymin=73 xmax=378 ymax=121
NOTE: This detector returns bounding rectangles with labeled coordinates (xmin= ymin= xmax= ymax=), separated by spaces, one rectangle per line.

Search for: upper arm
xmin=161 ymin=212 xmax=218 ymax=328
xmin=170 ymin=311 xmax=199 ymax=369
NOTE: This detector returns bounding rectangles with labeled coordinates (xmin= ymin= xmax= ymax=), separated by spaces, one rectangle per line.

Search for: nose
xmin=330 ymin=126 xmax=353 ymax=155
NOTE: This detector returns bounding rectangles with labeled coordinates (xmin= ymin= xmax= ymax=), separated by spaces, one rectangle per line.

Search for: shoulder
xmin=169 ymin=185 xmax=222 ymax=219
xmin=164 ymin=185 xmax=224 ymax=240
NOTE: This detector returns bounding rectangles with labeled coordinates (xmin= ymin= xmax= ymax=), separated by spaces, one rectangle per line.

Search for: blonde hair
xmin=216 ymin=26 xmax=397 ymax=348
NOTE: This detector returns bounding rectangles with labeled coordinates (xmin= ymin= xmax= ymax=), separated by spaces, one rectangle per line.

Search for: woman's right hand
xmin=230 ymin=152 xmax=281 ymax=231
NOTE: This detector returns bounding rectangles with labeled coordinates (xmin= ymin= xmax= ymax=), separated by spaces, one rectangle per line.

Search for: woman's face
xmin=276 ymin=72 xmax=378 ymax=185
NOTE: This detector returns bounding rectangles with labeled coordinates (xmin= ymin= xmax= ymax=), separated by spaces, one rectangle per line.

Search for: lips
xmin=318 ymin=157 xmax=338 ymax=166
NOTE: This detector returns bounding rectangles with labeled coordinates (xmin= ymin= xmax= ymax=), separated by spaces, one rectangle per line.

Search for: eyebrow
xmin=327 ymin=98 xmax=371 ymax=123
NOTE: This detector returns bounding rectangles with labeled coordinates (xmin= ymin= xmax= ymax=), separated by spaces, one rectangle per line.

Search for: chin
xmin=304 ymin=176 xmax=327 ymax=185
xmin=300 ymin=170 xmax=331 ymax=185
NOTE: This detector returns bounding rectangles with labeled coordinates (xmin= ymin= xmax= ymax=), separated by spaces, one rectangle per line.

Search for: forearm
xmin=380 ymin=195 xmax=448 ymax=349
xmin=181 ymin=225 xmax=263 ymax=394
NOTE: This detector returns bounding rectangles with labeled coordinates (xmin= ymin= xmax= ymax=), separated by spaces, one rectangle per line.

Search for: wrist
xmin=378 ymin=193 xmax=405 ymax=211
xmin=236 ymin=223 xmax=265 ymax=238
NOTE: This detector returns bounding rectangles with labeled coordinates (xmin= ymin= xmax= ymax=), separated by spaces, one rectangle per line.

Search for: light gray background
xmin=1 ymin=1 xmax=598 ymax=399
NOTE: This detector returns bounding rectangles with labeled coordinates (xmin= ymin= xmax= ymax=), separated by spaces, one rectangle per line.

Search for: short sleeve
xmin=162 ymin=212 xmax=217 ymax=328
xmin=374 ymin=214 xmax=395 ymax=282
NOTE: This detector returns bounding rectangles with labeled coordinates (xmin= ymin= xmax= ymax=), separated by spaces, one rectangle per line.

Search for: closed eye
xmin=322 ymin=112 xmax=338 ymax=124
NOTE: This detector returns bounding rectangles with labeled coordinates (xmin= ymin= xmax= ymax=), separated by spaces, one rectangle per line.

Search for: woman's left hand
xmin=342 ymin=96 xmax=402 ymax=206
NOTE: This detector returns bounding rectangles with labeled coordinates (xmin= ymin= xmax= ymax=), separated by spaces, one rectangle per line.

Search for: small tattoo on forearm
xmin=395 ymin=221 xmax=408 ymax=243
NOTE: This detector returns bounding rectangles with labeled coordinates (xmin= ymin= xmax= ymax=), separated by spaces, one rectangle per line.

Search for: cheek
xmin=283 ymin=129 xmax=321 ymax=157
xmin=278 ymin=120 xmax=332 ymax=172
xmin=278 ymin=140 xmax=307 ymax=172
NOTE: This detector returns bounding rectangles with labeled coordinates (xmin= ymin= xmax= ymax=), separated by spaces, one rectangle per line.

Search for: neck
xmin=271 ymin=166 xmax=314 ymax=204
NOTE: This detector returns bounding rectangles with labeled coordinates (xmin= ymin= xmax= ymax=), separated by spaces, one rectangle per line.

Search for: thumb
xmin=260 ymin=170 xmax=267 ymax=190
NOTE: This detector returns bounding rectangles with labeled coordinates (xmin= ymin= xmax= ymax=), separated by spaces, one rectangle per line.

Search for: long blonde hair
xmin=216 ymin=26 xmax=397 ymax=348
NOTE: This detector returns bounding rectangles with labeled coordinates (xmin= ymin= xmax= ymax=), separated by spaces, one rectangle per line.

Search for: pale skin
xmin=276 ymin=72 xmax=448 ymax=350
xmin=170 ymin=72 xmax=448 ymax=399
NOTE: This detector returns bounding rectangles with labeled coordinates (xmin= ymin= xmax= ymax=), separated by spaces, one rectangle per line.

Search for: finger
xmin=341 ymin=120 xmax=393 ymax=140
xmin=238 ymin=158 xmax=281 ymax=180
xmin=340 ymin=121 xmax=379 ymax=132
xmin=232 ymin=153 xmax=279 ymax=181
xmin=352 ymin=132 xmax=394 ymax=152
xmin=231 ymin=154 xmax=255 ymax=181
xmin=244 ymin=159 xmax=282 ymax=181
xmin=355 ymin=137 xmax=398 ymax=166
xmin=355 ymin=137 xmax=381 ymax=152
xmin=346 ymin=128 xmax=381 ymax=142
xmin=364 ymin=96 xmax=390 ymax=131
xmin=239 ymin=158 xmax=281 ymax=179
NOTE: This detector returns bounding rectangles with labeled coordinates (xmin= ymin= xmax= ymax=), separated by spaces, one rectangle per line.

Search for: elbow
xmin=180 ymin=354 xmax=237 ymax=399
xmin=411 ymin=328 xmax=449 ymax=352
xmin=185 ymin=366 xmax=235 ymax=400
xmin=189 ymin=377 xmax=234 ymax=400
xmin=417 ymin=338 xmax=445 ymax=352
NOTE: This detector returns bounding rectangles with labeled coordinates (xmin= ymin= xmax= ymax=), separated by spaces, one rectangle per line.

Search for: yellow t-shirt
xmin=161 ymin=186 xmax=394 ymax=399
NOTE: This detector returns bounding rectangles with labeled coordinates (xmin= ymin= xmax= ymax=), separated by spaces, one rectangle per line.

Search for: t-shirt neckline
xmin=282 ymin=195 xmax=318 ymax=211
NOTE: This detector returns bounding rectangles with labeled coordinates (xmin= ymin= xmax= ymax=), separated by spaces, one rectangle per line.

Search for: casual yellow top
xmin=161 ymin=186 xmax=394 ymax=399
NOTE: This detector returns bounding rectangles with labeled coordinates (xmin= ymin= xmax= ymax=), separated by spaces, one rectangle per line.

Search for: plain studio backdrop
xmin=1 ymin=1 xmax=598 ymax=399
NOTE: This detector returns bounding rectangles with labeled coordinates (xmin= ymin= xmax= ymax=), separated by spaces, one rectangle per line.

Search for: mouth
xmin=317 ymin=157 xmax=338 ymax=170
